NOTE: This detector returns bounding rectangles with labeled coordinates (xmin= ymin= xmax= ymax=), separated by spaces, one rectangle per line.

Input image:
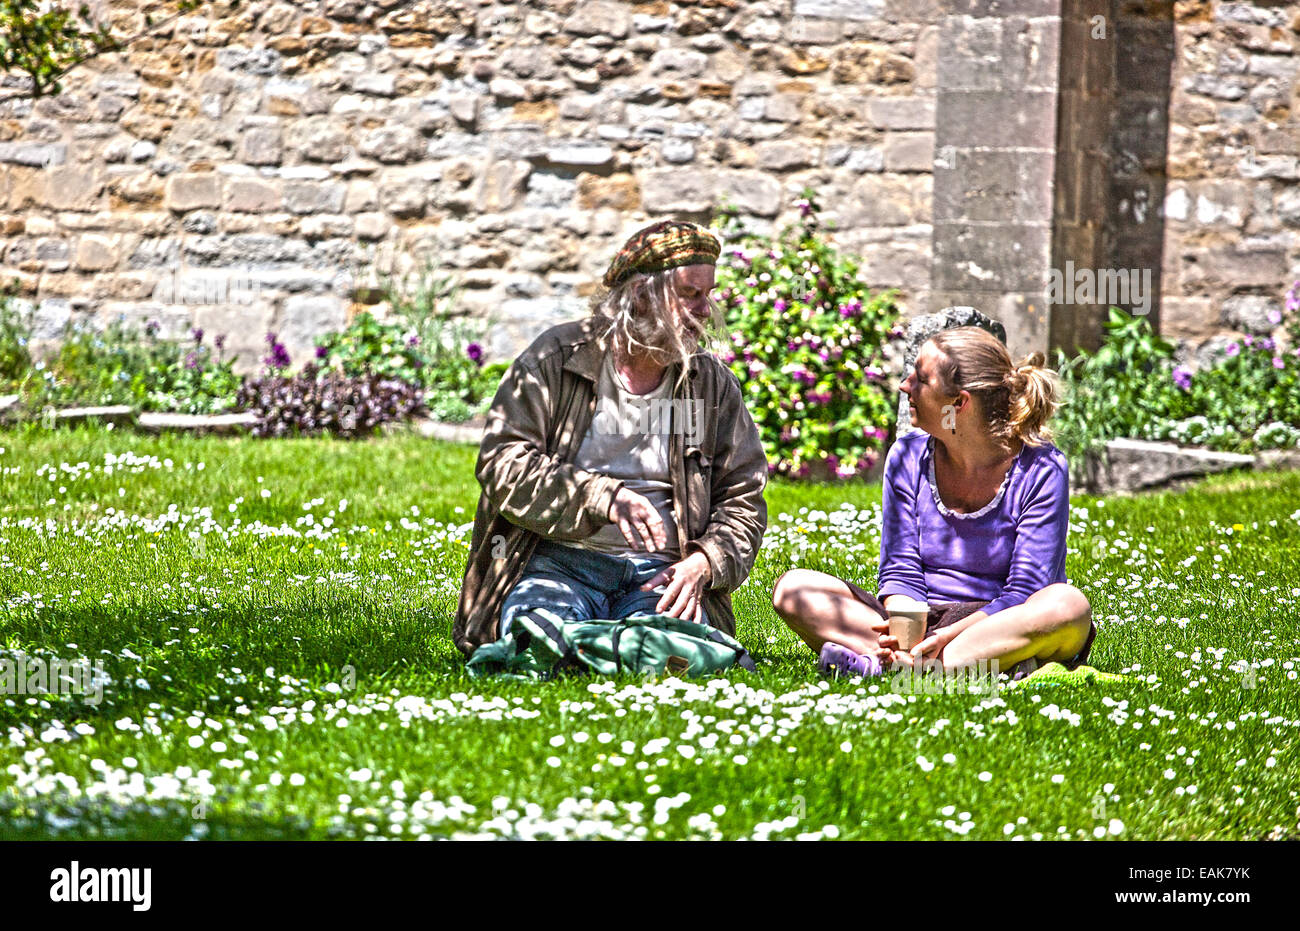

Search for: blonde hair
xmin=928 ymin=326 xmax=1060 ymax=448
xmin=588 ymin=267 xmax=727 ymax=396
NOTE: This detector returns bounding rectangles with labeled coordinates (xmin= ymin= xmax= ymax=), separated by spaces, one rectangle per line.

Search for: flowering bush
xmin=712 ymin=189 xmax=902 ymax=480
xmin=1151 ymin=330 xmax=1300 ymax=452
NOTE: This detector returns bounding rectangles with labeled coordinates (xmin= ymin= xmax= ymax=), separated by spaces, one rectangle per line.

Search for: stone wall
xmin=0 ymin=0 xmax=941 ymax=372
xmin=1162 ymin=0 xmax=1300 ymax=365
xmin=0 ymin=0 xmax=1295 ymax=374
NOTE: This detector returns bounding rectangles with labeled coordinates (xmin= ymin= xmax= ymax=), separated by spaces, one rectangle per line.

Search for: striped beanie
xmin=602 ymin=220 xmax=721 ymax=289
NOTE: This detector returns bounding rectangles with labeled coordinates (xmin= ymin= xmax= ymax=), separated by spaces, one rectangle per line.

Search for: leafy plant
xmin=712 ymin=188 xmax=902 ymax=480
xmin=322 ymin=253 xmax=503 ymax=424
xmin=0 ymin=281 xmax=34 ymax=394
xmin=1149 ymin=333 xmax=1300 ymax=452
xmin=29 ymin=316 xmax=242 ymax=415
xmin=234 ymin=362 xmax=425 ymax=439
xmin=0 ymin=0 xmax=222 ymax=98
xmin=1055 ymin=301 xmax=1300 ymax=465
xmin=1052 ymin=307 xmax=1182 ymax=465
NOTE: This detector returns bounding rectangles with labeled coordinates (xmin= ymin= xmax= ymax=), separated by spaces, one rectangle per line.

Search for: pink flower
xmin=1274 ymin=356 xmax=1285 ymax=369
xmin=1226 ymin=342 xmax=1240 ymax=357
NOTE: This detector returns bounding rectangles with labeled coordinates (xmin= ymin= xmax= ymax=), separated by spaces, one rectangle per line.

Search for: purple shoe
xmin=818 ymin=642 xmax=884 ymax=680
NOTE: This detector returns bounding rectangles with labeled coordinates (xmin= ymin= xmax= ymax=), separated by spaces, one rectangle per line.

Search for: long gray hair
xmin=588 ymin=266 xmax=728 ymax=397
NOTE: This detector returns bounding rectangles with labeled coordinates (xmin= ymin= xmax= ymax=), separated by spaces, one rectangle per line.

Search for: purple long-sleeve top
xmin=876 ymin=431 xmax=1069 ymax=616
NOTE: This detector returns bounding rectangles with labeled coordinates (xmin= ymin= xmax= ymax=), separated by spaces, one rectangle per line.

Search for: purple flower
xmin=315 ymin=345 xmax=328 ymax=359
xmin=191 ymin=327 xmax=204 ymax=345
xmin=185 ymin=351 xmax=199 ymax=370
xmin=264 ymin=340 xmax=291 ymax=371
xmin=774 ymin=299 xmax=788 ymax=313
xmin=266 ymin=331 xmax=278 ymax=346
xmin=1260 ymin=337 xmax=1275 ymax=351
xmin=1226 ymin=342 xmax=1240 ymax=357
xmin=1268 ymin=308 xmax=1283 ymax=326
xmin=786 ymin=340 xmax=798 ymax=352
xmin=408 ymin=335 xmax=420 ymax=348
xmin=1274 ymin=356 xmax=1285 ymax=369
xmin=796 ymin=200 xmax=812 ymax=218
xmin=214 ymin=334 xmax=225 ymax=351
xmin=1244 ymin=334 xmax=1254 ymax=348
xmin=144 ymin=319 xmax=160 ymax=338
xmin=466 ymin=342 xmax=484 ymax=365
xmin=1172 ymin=365 xmax=1192 ymax=391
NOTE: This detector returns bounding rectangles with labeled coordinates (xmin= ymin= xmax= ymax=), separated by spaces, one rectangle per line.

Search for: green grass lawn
xmin=1 ymin=421 xmax=1297 ymax=840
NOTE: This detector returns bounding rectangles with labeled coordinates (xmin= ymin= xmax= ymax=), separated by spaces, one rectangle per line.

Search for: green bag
xmin=466 ymin=609 xmax=759 ymax=681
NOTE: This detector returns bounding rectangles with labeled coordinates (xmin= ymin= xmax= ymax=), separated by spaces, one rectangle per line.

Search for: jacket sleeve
xmin=474 ymin=355 xmax=625 ymax=541
xmin=684 ymin=373 xmax=769 ymax=592
xmin=980 ymin=452 xmax=1070 ymax=617
xmin=877 ymin=439 xmax=929 ymax=603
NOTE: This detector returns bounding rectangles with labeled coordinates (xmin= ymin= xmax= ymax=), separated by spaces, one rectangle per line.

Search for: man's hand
xmin=638 ymin=552 xmax=712 ymax=623
xmin=607 ymin=486 xmax=669 ymax=552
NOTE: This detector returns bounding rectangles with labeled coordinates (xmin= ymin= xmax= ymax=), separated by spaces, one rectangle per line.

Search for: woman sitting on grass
xmin=771 ymin=326 xmax=1095 ymax=680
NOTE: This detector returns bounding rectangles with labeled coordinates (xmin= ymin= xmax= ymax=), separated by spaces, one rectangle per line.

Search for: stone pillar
xmin=930 ymin=0 xmax=1063 ymax=359
xmin=1049 ymin=0 xmax=1116 ymax=355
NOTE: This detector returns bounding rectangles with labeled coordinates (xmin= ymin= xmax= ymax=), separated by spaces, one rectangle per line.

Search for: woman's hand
xmin=639 ymin=552 xmax=712 ymax=623
xmin=911 ymin=626 xmax=954 ymax=662
xmin=608 ymin=486 xmax=668 ymax=551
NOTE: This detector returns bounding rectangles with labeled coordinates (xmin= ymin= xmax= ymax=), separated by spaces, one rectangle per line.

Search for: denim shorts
xmin=499 ymin=538 xmax=709 ymax=635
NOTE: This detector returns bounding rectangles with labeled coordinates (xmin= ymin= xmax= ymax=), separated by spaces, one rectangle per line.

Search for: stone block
xmin=165 ymin=173 xmax=222 ymax=211
xmin=225 ymin=177 xmax=282 ymax=213
xmin=238 ymin=124 xmax=283 ymax=166
xmin=563 ymin=2 xmax=631 ymax=38
xmin=883 ymin=132 xmax=934 ymax=172
xmin=867 ymin=96 xmax=936 ymax=130
xmin=756 ymin=140 xmax=816 ymax=171
xmin=1221 ymin=295 xmax=1282 ymax=335
xmin=283 ymin=180 xmax=346 ymax=214
xmin=74 ymin=234 xmax=117 ymax=271
xmin=1082 ymin=439 xmax=1254 ymax=495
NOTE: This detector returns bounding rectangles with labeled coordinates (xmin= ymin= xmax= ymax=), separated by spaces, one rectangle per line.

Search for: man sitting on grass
xmin=453 ymin=220 xmax=769 ymax=658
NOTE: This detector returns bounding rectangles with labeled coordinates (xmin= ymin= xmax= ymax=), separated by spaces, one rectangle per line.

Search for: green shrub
xmin=1052 ymin=307 xmax=1182 ymax=464
xmin=31 ymin=316 xmax=242 ymax=415
xmin=1055 ymin=299 xmax=1300 ymax=464
xmin=0 ymin=282 xmax=34 ymax=394
xmin=712 ymin=189 xmax=902 ymax=480
xmin=322 ymin=255 xmax=503 ymax=424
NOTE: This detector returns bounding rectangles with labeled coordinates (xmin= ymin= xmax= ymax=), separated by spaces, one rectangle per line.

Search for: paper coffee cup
xmin=888 ymin=600 xmax=929 ymax=651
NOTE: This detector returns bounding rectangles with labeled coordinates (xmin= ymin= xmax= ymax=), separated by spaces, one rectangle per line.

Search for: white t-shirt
xmin=570 ymin=351 xmax=681 ymax=559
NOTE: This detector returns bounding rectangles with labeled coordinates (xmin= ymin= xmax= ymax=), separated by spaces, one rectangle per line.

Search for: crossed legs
xmin=771 ymin=568 xmax=1092 ymax=672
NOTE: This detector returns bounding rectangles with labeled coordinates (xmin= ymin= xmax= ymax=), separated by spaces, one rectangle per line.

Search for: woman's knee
xmin=1043 ymin=583 xmax=1091 ymax=631
xmin=771 ymin=569 xmax=817 ymax=618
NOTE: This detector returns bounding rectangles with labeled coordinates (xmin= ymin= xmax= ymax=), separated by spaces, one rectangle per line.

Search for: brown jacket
xmin=452 ymin=313 xmax=769 ymax=657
